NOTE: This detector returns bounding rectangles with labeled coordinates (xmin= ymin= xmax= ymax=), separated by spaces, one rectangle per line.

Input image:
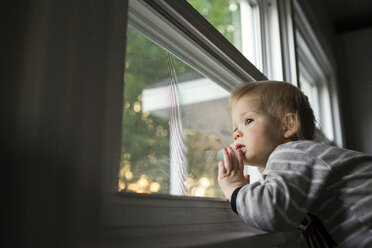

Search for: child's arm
xmin=217 ymin=146 xmax=249 ymax=201
xmin=219 ymin=145 xmax=331 ymax=232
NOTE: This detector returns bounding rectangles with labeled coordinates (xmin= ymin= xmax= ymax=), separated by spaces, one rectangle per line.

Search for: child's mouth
xmin=235 ymin=144 xmax=246 ymax=153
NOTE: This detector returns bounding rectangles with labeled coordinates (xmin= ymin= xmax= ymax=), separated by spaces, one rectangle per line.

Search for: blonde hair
xmin=229 ymin=81 xmax=315 ymax=140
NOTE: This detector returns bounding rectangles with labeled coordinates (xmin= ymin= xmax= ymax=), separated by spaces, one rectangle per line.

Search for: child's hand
xmin=218 ymin=146 xmax=250 ymax=201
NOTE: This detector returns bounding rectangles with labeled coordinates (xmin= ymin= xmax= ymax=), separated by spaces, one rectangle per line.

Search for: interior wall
xmin=297 ymin=0 xmax=337 ymax=63
xmin=298 ymin=0 xmax=372 ymax=154
xmin=6 ymin=1 xmax=128 ymax=247
xmin=337 ymin=27 xmax=372 ymax=155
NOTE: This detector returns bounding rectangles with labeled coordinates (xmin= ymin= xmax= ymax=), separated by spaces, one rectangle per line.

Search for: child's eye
xmin=245 ymin=119 xmax=253 ymax=125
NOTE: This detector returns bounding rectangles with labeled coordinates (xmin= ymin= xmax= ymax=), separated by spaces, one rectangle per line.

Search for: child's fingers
xmin=218 ymin=161 xmax=226 ymax=179
xmin=222 ymin=147 xmax=232 ymax=172
xmin=227 ymin=146 xmax=238 ymax=170
xmin=236 ymin=149 xmax=244 ymax=171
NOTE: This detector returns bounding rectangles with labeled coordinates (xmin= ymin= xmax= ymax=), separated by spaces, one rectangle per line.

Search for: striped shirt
xmin=233 ymin=141 xmax=372 ymax=247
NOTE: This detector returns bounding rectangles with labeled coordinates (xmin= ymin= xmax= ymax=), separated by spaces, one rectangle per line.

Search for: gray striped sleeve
xmin=235 ymin=144 xmax=331 ymax=232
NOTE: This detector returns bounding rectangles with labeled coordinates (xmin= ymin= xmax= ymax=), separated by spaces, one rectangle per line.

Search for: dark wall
xmin=5 ymin=1 xmax=128 ymax=247
xmin=298 ymin=0 xmax=337 ymax=60
xmin=337 ymin=27 xmax=372 ymax=154
xmin=300 ymin=0 xmax=372 ymax=153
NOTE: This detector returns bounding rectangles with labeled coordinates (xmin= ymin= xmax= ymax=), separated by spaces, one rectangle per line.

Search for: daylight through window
xmin=119 ymin=27 xmax=232 ymax=198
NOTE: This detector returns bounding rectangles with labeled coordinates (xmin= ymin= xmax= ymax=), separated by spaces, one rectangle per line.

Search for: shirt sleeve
xmin=235 ymin=145 xmax=332 ymax=232
xmin=230 ymin=186 xmax=242 ymax=214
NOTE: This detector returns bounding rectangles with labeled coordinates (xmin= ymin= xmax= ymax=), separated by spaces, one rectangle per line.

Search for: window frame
xmin=277 ymin=0 xmax=298 ymax=85
xmin=129 ymin=0 xmax=267 ymax=90
xmin=292 ymin=0 xmax=344 ymax=146
xmin=252 ymin=0 xmax=298 ymax=84
xmin=259 ymin=0 xmax=284 ymax=81
xmin=240 ymin=0 xmax=263 ymax=71
xmin=101 ymin=0 xmax=299 ymax=246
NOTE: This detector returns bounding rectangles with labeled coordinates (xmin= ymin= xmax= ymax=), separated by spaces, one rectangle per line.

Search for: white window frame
xmin=240 ymin=0 xmax=263 ymax=72
xmin=101 ymin=0 xmax=299 ymax=247
xmin=277 ymin=0 xmax=298 ymax=85
xmin=252 ymin=0 xmax=298 ymax=84
xmin=258 ymin=0 xmax=284 ymax=81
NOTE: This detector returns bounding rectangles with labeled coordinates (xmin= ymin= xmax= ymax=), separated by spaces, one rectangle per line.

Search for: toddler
xmin=218 ymin=81 xmax=372 ymax=247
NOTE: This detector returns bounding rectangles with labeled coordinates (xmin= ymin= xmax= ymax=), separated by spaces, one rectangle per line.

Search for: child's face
xmin=231 ymin=94 xmax=286 ymax=168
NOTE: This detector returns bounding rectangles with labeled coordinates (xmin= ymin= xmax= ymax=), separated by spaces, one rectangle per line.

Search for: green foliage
xmin=187 ymin=0 xmax=241 ymax=46
xmin=120 ymin=27 xmax=172 ymax=193
xmin=119 ymin=3 xmax=233 ymax=197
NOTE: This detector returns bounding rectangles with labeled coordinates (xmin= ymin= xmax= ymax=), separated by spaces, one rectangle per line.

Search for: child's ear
xmin=282 ymin=113 xmax=298 ymax=139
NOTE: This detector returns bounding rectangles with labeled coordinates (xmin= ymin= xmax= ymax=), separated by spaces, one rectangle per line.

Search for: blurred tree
xmin=187 ymin=0 xmax=241 ymax=50
xmin=119 ymin=0 xmax=236 ymax=198
xmin=119 ymin=27 xmax=173 ymax=194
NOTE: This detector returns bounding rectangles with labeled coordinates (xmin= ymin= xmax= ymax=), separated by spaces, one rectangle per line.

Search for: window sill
xmin=102 ymin=192 xmax=299 ymax=247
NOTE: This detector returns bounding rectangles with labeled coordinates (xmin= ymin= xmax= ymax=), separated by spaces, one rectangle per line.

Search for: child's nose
xmin=233 ymin=130 xmax=243 ymax=140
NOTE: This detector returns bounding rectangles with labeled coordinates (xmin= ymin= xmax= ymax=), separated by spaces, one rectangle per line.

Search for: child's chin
xmin=243 ymin=157 xmax=257 ymax=166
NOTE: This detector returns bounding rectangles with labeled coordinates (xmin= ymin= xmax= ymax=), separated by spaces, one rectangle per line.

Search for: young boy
xmin=218 ymin=81 xmax=372 ymax=247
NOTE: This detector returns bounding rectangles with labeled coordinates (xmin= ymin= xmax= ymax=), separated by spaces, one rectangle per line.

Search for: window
xmin=119 ymin=26 xmax=232 ymax=197
xmin=183 ymin=0 xmax=295 ymax=184
xmin=121 ymin=0 xmax=292 ymax=195
xmin=103 ymin=0 xmax=343 ymax=246
xmin=187 ymin=0 xmax=263 ymax=71
xmin=119 ymin=0 xmax=343 ymax=197
xmin=293 ymin=0 xmax=341 ymax=144
xmin=103 ymin=1 xmax=300 ymax=246
xmin=119 ymin=0 xmax=267 ymax=199
xmin=188 ymin=0 xmax=284 ymax=80
xmin=187 ymin=0 xmax=243 ymax=53
xmin=296 ymin=33 xmax=325 ymax=137
xmin=297 ymin=43 xmax=335 ymax=141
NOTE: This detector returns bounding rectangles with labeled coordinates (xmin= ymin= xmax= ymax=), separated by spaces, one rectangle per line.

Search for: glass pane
xmin=299 ymin=72 xmax=320 ymax=128
xmin=188 ymin=0 xmax=242 ymax=50
xmin=319 ymin=85 xmax=334 ymax=141
xmin=119 ymin=26 xmax=232 ymax=198
xmin=188 ymin=0 xmax=262 ymax=70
